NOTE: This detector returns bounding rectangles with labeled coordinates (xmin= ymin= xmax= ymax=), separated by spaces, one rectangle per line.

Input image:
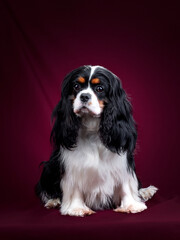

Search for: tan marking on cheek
xmin=69 ymin=95 xmax=75 ymax=100
xmin=99 ymin=100 xmax=104 ymax=108
xmin=91 ymin=78 xmax=100 ymax=84
xmin=78 ymin=76 xmax=85 ymax=83
xmin=69 ymin=95 xmax=76 ymax=104
xmin=88 ymin=102 xmax=92 ymax=106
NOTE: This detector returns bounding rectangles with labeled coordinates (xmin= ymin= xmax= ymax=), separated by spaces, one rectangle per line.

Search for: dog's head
xmin=51 ymin=65 xmax=137 ymax=154
xmin=72 ymin=66 xmax=110 ymax=117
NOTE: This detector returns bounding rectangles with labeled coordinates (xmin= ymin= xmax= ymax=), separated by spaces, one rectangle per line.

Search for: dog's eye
xmin=96 ymin=85 xmax=104 ymax=93
xmin=73 ymin=83 xmax=81 ymax=92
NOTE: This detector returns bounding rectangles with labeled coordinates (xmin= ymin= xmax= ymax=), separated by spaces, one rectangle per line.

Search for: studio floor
xmin=1 ymin=194 xmax=180 ymax=240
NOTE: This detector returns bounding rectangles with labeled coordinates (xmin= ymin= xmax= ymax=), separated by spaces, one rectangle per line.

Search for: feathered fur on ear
xmin=99 ymin=74 xmax=137 ymax=157
xmin=50 ymin=73 xmax=81 ymax=150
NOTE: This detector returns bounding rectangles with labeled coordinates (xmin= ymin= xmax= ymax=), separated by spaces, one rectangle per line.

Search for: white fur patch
xmin=89 ymin=66 xmax=99 ymax=80
xmin=60 ymin=117 xmax=145 ymax=216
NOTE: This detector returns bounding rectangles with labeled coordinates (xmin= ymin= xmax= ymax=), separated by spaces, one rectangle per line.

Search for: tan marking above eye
xmin=91 ymin=78 xmax=100 ymax=84
xmin=78 ymin=76 xmax=86 ymax=83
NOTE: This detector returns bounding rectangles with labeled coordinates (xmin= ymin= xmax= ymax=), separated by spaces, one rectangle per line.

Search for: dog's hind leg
xmin=44 ymin=198 xmax=61 ymax=209
xmin=139 ymin=185 xmax=158 ymax=202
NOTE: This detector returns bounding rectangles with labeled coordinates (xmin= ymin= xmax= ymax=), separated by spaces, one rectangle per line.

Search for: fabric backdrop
xmin=1 ymin=0 xmax=180 ymax=239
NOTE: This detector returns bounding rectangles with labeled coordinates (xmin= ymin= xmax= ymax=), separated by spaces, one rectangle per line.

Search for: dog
xmin=36 ymin=65 xmax=158 ymax=216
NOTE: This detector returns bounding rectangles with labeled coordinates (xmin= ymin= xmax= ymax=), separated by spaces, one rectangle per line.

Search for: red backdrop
xmin=1 ymin=0 xmax=180 ymax=239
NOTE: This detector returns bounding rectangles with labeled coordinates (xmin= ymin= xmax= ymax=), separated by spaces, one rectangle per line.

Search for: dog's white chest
xmin=61 ymin=125 xmax=128 ymax=209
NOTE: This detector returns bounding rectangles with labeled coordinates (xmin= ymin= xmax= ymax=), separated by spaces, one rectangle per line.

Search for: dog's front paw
xmin=45 ymin=198 xmax=61 ymax=209
xmin=61 ymin=207 xmax=95 ymax=217
xmin=114 ymin=201 xmax=147 ymax=214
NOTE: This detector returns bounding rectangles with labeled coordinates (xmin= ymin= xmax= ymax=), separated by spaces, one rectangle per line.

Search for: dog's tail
xmin=139 ymin=185 xmax=158 ymax=202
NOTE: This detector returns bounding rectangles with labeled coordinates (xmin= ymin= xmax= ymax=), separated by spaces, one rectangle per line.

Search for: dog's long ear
xmin=99 ymin=74 xmax=137 ymax=155
xmin=50 ymin=73 xmax=81 ymax=150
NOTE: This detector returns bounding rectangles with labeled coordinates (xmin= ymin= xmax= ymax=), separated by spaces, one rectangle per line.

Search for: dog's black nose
xmin=80 ymin=93 xmax=91 ymax=103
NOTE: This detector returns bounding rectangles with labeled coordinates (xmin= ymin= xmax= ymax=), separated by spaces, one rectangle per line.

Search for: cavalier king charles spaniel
xmin=36 ymin=65 xmax=157 ymax=216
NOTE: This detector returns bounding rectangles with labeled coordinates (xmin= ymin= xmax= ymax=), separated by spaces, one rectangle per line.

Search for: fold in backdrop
xmin=0 ymin=0 xmax=180 ymax=239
